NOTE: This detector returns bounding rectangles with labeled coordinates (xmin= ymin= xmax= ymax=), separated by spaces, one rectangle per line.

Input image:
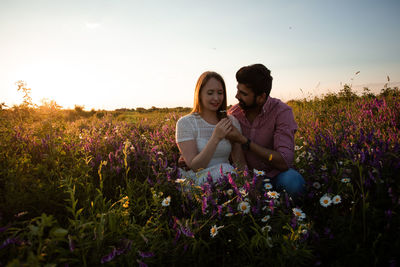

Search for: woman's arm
xmin=177 ymin=118 xmax=232 ymax=171
xmin=230 ymin=142 xmax=247 ymax=170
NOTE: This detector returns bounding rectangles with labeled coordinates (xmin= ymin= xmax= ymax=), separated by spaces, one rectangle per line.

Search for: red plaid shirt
xmin=228 ymin=97 xmax=298 ymax=177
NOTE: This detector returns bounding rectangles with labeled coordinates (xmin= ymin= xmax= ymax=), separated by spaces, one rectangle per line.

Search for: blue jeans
xmin=270 ymin=168 xmax=305 ymax=197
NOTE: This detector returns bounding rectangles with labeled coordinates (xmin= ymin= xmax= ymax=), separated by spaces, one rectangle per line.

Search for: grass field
xmin=0 ymin=86 xmax=399 ymax=266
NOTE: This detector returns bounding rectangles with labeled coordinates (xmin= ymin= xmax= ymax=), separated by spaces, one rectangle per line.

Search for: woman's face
xmin=200 ymin=77 xmax=224 ymax=113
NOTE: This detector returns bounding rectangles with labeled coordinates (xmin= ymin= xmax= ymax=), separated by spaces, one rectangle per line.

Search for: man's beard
xmin=238 ymin=96 xmax=257 ymax=110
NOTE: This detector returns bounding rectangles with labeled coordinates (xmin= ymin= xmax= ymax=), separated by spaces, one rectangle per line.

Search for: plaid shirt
xmin=228 ymin=97 xmax=298 ymax=177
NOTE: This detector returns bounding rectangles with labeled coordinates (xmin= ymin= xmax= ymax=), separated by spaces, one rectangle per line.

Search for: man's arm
xmin=226 ymin=125 xmax=289 ymax=172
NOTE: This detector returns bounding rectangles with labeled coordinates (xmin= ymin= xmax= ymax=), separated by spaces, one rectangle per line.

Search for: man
xmin=226 ymin=64 xmax=305 ymax=197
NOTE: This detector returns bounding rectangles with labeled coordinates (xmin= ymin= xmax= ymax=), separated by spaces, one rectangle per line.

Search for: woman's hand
xmin=212 ymin=118 xmax=232 ymax=141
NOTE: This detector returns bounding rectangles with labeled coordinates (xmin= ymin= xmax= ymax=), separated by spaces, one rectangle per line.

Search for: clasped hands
xmin=212 ymin=118 xmax=245 ymax=144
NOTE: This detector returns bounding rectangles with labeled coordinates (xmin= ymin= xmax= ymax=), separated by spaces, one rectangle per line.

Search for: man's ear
xmin=256 ymin=92 xmax=267 ymax=104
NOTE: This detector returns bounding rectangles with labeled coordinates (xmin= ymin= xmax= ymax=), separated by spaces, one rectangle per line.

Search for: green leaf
xmin=51 ymin=227 xmax=68 ymax=238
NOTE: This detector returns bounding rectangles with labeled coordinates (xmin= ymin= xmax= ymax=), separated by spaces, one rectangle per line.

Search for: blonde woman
xmin=175 ymin=71 xmax=246 ymax=185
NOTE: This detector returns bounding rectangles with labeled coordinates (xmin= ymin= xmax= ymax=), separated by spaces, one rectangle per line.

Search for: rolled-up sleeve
xmin=273 ymin=108 xmax=298 ymax=168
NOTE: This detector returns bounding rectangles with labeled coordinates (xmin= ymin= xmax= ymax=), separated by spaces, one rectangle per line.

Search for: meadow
xmin=0 ymin=85 xmax=399 ymax=266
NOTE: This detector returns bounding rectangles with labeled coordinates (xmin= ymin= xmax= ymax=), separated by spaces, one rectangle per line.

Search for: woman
xmin=175 ymin=71 xmax=246 ymax=185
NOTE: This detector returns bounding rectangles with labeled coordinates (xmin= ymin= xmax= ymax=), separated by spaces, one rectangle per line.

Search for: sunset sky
xmin=1 ymin=0 xmax=399 ymax=110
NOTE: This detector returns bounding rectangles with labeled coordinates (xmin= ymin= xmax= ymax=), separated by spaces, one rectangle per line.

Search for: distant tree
xmin=40 ymin=98 xmax=62 ymax=111
xmin=380 ymin=87 xmax=399 ymax=97
xmin=338 ymin=84 xmax=358 ymax=101
xmin=136 ymin=107 xmax=146 ymax=113
xmin=362 ymin=87 xmax=375 ymax=99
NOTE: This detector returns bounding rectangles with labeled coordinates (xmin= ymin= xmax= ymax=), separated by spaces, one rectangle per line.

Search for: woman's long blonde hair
xmin=191 ymin=71 xmax=227 ymax=119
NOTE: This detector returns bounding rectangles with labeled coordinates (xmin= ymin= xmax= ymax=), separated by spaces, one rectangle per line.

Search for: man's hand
xmin=225 ymin=125 xmax=247 ymax=144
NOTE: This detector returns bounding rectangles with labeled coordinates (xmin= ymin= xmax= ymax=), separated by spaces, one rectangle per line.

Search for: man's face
xmin=235 ymin=83 xmax=257 ymax=110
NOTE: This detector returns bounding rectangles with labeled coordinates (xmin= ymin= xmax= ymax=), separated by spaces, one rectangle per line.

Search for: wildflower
xmin=341 ymin=178 xmax=351 ymax=183
xmin=292 ymin=208 xmax=306 ymax=221
xmin=313 ymin=182 xmax=321 ymax=189
xmin=253 ymin=169 xmax=265 ymax=176
xmin=261 ymin=225 xmax=272 ymax=232
xmin=161 ymin=196 xmax=171 ymax=207
xmin=237 ymin=201 xmax=251 ymax=214
xmin=299 ymin=169 xmax=305 ymax=174
xmin=320 ymin=165 xmax=327 ymax=171
xmin=267 ymin=191 xmax=280 ymax=199
xmin=261 ymin=215 xmax=270 ymax=222
xmin=210 ymin=225 xmax=224 ymax=238
xmin=320 ymin=195 xmax=332 ymax=207
xmin=124 ymin=140 xmax=132 ymax=147
xmin=332 ymin=195 xmax=341 ymax=205
xmin=239 ymin=188 xmax=248 ymax=197
xmin=175 ymin=178 xmax=186 ymax=184
xmin=122 ymin=200 xmax=129 ymax=209
xmin=295 ymin=145 xmax=303 ymax=151
xmin=295 ymin=157 xmax=300 ymax=163
xmin=226 ymin=189 xmax=233 ymax=196
xmin=138 ymin=251 xmax=155 ymax=258
xmin=225 ymin=212 xmax=234 ymax=217
xmin=264 ymin=183 xmax=273 ymax=190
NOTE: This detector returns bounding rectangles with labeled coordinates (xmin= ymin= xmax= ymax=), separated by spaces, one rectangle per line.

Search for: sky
xmin=1 ymin=0 xmax=399 ymax=110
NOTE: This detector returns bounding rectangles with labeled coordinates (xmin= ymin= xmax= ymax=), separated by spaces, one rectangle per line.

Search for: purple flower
xmin=180 ymin=226 xmax=194 ymax=238
xmin=137 ymin=260 xmax=148 ymax=267
xmin=68 ymin=235 xmax=75 ymax=252
xmin=101 ymin=247 xmax=117 ymax=264
xmin=201 ymin=197 xmax=208 ymax=214
xmin=0 ymin=238 xmax=22 ymax=249
xmin=138 ymin=251 xmax=155 ymax=258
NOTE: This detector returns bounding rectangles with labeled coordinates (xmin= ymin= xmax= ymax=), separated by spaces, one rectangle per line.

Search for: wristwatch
xmin=242 ymin=138 xmax=251 ymax=151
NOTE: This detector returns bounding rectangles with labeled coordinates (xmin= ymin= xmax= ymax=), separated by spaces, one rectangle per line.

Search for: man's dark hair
xmin=236 ymin=64 xmax=273 ymax=97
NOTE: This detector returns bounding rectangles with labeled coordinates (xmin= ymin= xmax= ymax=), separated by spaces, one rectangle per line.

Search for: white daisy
xmin=161 ymin=196 xmax=171 ymax=207
xmin=239 ymin=188 xmax=248 ymax=197
xmin=261 ymin=215 xmax=271 ymax=222
xmin=175 ymin=178 xmax=186 ymax=184
xmin=319 ymin=195 xmax=332 ymax=207
xmin=341 ymin=178 xmax=351 ymax=183
xmin=332 ymin=195 xmax=341 ymax=205
xmin=210 ymin=224 xmax=224 ymax=238
xmin=267 ymin=191 xmax=280 ymax=199
xmin=320 ymin=165 xmax=327 ymax=171
xmin=237 ymin=201 xmax=251 ymax=214
xmin=253 ymin=169 xmax=265 ymax=176
xmin=264 ymin=183 xmax=273 ymax=190
xmin=226 ymin=189 xmax=234 ymax=196
xmin=313 ymin=182 xmax=321 ymax=189
xmin=292 ymin=208 xmax=306 ymax=221
xmin=261 ymin=225 xmax=272 ymax=232
xmin=295 ymin=145 xmax=303 ymax=151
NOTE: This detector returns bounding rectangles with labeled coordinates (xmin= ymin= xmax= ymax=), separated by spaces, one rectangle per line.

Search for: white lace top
xmin=175 ymin=113 xmax=242 ymax=184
